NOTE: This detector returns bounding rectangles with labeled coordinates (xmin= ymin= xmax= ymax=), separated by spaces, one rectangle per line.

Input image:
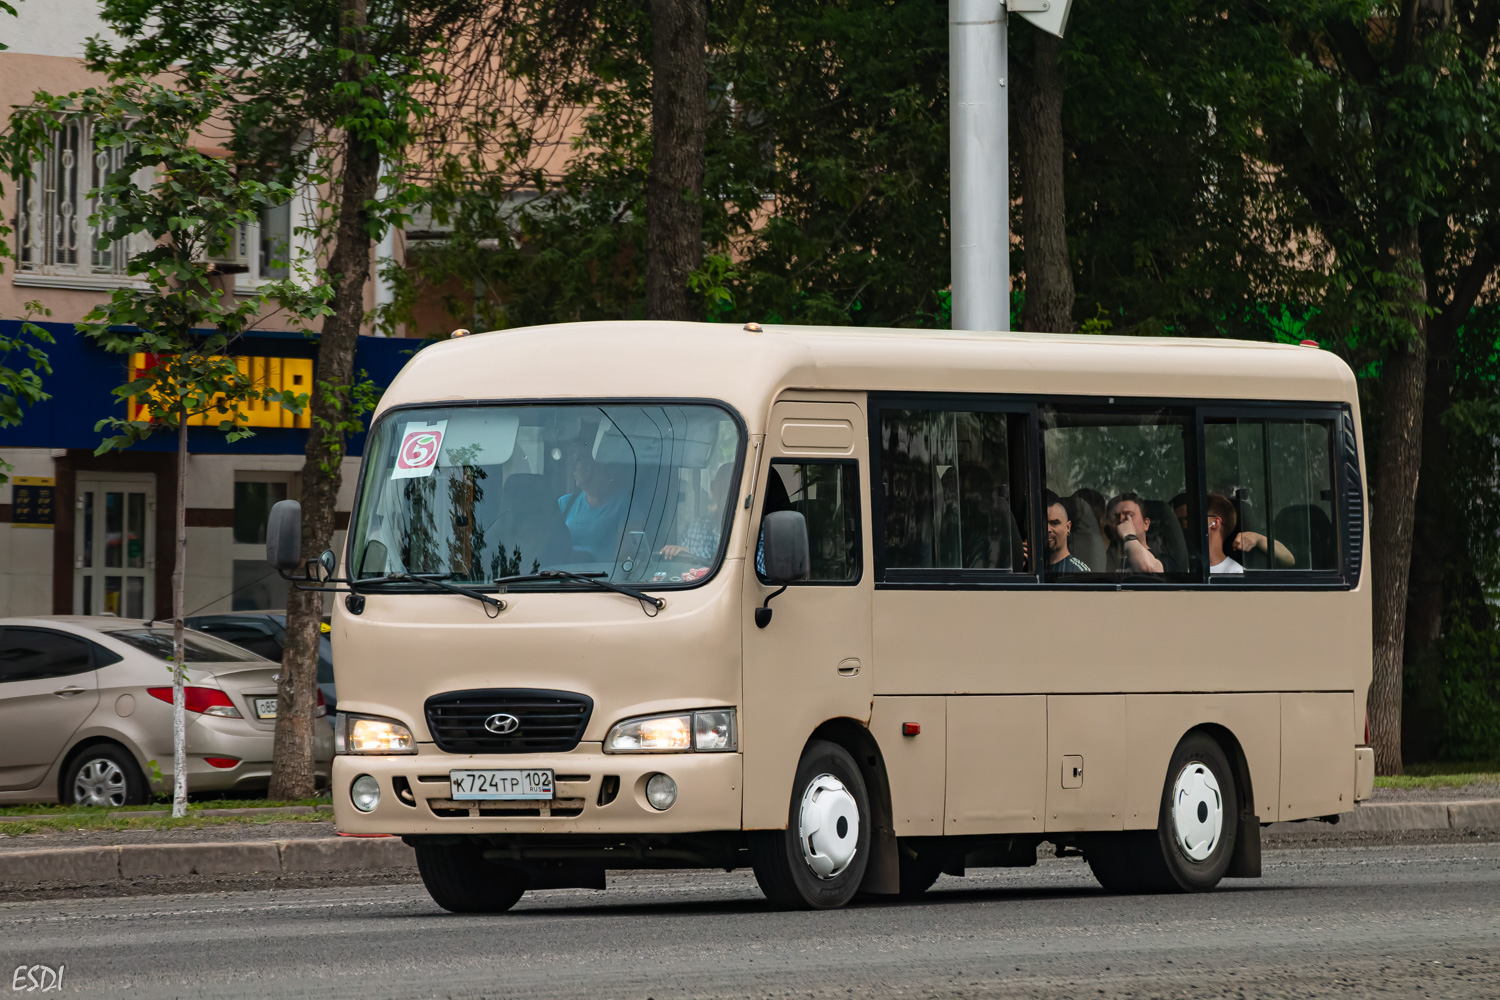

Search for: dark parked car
xmin=184 ymin=613 xmax=336 ymax=712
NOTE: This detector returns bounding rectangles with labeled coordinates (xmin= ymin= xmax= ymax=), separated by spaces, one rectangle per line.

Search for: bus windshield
xmin=349 ymin=403 xmax=743 ymax=591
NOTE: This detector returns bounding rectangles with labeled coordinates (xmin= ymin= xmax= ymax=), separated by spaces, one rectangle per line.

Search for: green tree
xmin=396 ymin=0 xmax=952 ymax=333
xmin=4 ymin=77 xmax=316 ymax=815
xmin=91 ymin=0 xmax=482 ymax=797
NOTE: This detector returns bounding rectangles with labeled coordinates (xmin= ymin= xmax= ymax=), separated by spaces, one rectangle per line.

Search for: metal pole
xmin=949 ymin=0 xmax=1009 ymax=332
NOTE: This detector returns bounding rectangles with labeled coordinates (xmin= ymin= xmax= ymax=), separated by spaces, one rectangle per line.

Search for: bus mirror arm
xmin=755 ymin=586 xmax=787 ymax=629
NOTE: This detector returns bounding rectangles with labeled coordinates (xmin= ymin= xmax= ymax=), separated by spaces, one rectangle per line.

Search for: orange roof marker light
xmin=743 ymin=322 xmax=763 ymax=333
xmin=450 ymin=328 xmax=471 ymax=339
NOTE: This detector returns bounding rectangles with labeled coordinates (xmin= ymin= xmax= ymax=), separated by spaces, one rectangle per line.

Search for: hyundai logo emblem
xmin=484 ymin=713 xmax=521 ymax=735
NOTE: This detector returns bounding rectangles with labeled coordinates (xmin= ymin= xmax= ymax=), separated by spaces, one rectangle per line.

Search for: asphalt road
xmin=2 ymin=842 xmax=1497 ymax=1000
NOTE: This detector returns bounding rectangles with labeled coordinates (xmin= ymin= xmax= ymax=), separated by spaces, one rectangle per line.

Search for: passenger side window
xmin=761 ymin=461 xmax=860 ymax=583
xmin=879 ymin=408 xmax=1030 ymax=573
xmin=1204 ymin=416 xmax=1338 ymax=573
xmin=1040 ymin=405 xmax=1198 ymax=579
xmin=0 ymin=628 xmax=94 ymax=683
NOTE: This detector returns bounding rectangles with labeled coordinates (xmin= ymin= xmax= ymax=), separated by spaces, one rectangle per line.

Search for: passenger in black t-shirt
xmin=1042 ymin=489 xmax=1091 ymax=575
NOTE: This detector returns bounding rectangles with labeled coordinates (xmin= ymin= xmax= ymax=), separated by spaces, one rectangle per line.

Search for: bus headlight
xmin=335 ymin=713 xmax=417 ymax=754
xmin=605 ymin=709 xmax=736 ymax=753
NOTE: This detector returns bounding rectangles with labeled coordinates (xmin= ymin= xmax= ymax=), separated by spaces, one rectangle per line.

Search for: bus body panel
xmin=944 ymin=695 xmax=1047 ymax=834
xmin=1044 ymin=695 xmax=1128 ymax=832
xmin=870 ymin=696 xmax=946 ymax=833
xmin=871 ymin=591 xmax=1368 ymax=699
xmin=1280 ymin=691 xmax=1357 ymax=821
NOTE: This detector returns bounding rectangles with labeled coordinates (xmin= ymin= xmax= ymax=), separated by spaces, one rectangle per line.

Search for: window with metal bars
xmin=14 ymin=116 xmax=131 ymax=279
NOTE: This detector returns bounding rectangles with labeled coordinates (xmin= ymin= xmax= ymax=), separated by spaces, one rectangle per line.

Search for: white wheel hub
xmin=798 ymin=773 xmax=859 ymax=879
xmin=1170 ymin=762 xmax=1223 ymax=862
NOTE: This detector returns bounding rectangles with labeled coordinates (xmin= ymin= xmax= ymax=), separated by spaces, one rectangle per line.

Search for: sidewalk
xmin=1 ymin=792 xmax=1496 ymax=888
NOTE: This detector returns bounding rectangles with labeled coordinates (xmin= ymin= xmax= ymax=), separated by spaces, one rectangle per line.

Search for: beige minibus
xmin=267 ymin=320 xmax=1374 ymax=912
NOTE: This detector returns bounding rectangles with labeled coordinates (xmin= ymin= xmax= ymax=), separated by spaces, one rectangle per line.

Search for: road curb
xmin=0 ymin=837 xmax=415 ymax=886
xmin=1265 ymin=798 xmax=1500 ymax=836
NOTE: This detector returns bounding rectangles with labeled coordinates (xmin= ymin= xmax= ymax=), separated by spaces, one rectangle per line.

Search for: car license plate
xmin=253 ymin=697 xmax=277 ymax=719
xmin=449 ymin=769 xmax=554 ymax=800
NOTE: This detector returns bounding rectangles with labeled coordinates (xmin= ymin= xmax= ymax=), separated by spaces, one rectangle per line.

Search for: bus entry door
xmin=741 ymin=398 xmax=874 ymax=830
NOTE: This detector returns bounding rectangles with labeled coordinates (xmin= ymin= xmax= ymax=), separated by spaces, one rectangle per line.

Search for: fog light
xmin=645 ymin=773 xmax=678 ymax=811
xmin=351 ymin=774 xmax=380 ymax=813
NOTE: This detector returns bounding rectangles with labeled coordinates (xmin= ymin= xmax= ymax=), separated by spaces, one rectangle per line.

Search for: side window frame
xmin=758 ymin=458 xmax=863 ymax=587
xmin=1037 ymin=398 xmax=1203 ymax=586
xmin=869 ymin=393 xmax=1038 ymax=587
xmin=0 ymin=627 xmax=99 ymax=683
xmin=1198 ymin=402 xmax=1346 ymax=587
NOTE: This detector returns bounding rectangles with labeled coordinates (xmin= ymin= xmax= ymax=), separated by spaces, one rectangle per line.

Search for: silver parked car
xmin=0 ymin=617 xmax=333 ymax=806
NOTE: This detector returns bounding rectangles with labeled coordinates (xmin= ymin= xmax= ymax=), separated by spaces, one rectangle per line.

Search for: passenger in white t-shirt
xmin=1206 ymin=493 xmax=1244 ymax=575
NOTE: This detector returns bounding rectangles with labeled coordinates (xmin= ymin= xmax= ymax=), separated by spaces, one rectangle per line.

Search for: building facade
xmin=1 ymin=0 xmax=421 ymax=619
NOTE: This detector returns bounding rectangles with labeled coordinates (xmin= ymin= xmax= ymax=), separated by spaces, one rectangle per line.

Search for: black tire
xmin=751 ymin=740 xmax=871 ymax=910
xmin=415 ymin=841 xmax=529 ymax=914
xmin=63 ymin=743 xmax=148 ymax=807
xmin=1085 ymin=732 xmax=1238 ymax=894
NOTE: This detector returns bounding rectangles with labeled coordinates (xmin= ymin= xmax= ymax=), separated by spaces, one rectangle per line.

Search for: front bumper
xmin=332 ymin=745 xmax=742 ymax=835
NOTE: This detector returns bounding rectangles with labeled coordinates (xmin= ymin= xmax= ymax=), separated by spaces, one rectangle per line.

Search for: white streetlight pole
xmin=949 ymin=0 xmax=1073 ymax=333
xmin=949 ymin=0 xmax=1009 ymax=333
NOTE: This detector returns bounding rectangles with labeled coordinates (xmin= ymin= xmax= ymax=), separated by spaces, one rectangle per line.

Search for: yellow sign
xmin=128 ymin=353 xmax=312 ymax=429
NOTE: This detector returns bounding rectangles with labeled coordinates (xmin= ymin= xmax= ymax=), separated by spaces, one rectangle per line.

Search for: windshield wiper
xmin=493 ymin=570 xmax=665 ymax=613
xmin=361 ymin=572 xmax=505 ymax=616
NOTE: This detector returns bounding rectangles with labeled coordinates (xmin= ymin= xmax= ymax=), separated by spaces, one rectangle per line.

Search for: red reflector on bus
xmin=1300 ymin=339 xmax=1319 ymax=347
xmin=902 ymin=722 xmax=921 ymax=737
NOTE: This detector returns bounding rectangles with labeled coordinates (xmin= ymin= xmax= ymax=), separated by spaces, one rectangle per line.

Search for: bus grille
xmin=424 ymin=689 xmax=594 ymax=754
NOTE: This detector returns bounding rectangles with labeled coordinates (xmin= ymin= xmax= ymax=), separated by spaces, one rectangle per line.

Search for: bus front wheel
xmin=415 ymin=841 xmax=528 ymax=914
xmin=1086 ymin=731 xmax=1239 ymax=894
xmin=751 ymin=740 xmax=872 ymax=910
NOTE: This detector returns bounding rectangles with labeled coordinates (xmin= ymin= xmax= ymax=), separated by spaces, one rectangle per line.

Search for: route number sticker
xmin=391 ymin=421 xmax=448 ymax=479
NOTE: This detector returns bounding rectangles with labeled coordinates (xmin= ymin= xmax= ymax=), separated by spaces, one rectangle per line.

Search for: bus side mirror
xmin=761 ymin=511 xmax=811 ymax=584
xmin=756 ymin=511 xmax=809 ymax=628
xmin=266 ymin=500 xmax=303 ymax=572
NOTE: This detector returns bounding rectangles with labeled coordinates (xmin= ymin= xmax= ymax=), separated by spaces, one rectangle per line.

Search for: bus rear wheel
xmin=415 ymin=841 xmax=528 ymax=914
xmin=751 ymin=740 xmax=871 ymax=910
xmin=1086 ymin=732 xmax=1239 ymax=894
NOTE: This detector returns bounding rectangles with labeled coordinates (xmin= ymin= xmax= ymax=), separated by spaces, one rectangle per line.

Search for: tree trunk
xmin=171 ymin=415 xmax=188 ymax=817
xmin=1368 ymin=228 xmax=1428 ymax=776
xmin=1402 ymin=305 xmax=1456 ymax=762
xmin=269 ymin=0 xmax=380 ymax=801
xmin=1014 ymin=31 xmax=1073 ymax=334
xmin=645 ymin=0 xmax=706 ymax=322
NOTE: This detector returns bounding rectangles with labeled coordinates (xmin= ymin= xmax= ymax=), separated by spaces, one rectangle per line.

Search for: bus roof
xmin=381 ymin=321 xmax=1358 ymax=427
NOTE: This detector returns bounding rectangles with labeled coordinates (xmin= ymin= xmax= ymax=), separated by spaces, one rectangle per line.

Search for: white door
xmin=74 ymin=477 xmax=155 ymax=619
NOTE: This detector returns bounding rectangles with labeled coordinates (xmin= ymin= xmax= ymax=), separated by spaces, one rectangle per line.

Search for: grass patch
xmin=1375 ymin=763 xmax=1500 ymax=789
xmin=0 ymin=808 xmax=334 ymax=837
xmin=0 ymin=797 xmax=331 ymax=818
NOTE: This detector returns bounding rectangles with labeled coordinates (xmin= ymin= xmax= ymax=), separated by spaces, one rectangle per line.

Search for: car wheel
xmin=415 ymin=841 xmax=529 ymax=914
xmin=65 ymin=745 xmax=148 ymax=808
xmin=751 ymin=739 xmax=871 ymax=910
